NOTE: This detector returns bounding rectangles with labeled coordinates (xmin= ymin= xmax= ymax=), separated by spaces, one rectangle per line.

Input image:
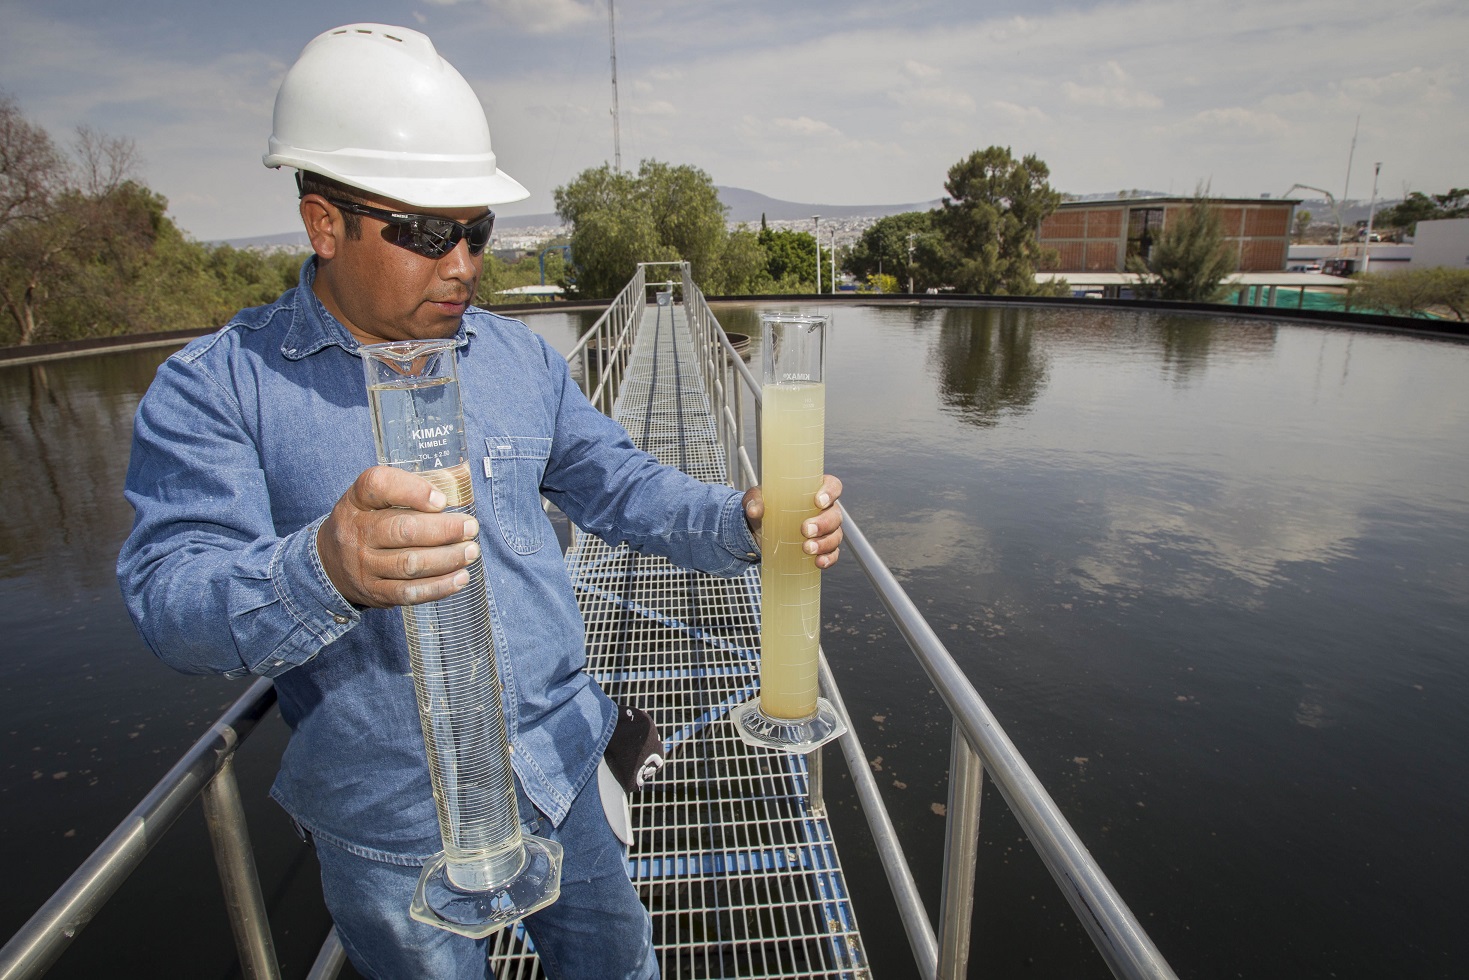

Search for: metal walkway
xmin=488 ymin=293 xmax=866 ymax=978
xmin=2 ymin=263 xmax=1178 ymax=980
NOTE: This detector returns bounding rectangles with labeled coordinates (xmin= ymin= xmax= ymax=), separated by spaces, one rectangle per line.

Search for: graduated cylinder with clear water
xmin=731 ymin=313 xmax=848 ymax=753
xmin=361 ymin=339 xmax=561 ymax=937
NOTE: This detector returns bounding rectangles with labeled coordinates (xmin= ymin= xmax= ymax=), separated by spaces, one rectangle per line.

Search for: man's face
xmin=305 ymin=192 xmax=488 ymax=346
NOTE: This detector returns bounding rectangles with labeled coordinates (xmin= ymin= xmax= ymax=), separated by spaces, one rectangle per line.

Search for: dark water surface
xmin=3 ymin=304 xmax=1466 ymax=978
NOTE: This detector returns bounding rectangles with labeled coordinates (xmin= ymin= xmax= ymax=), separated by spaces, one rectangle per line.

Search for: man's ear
xmin=300 ymin=194 xmax=339 ymax=259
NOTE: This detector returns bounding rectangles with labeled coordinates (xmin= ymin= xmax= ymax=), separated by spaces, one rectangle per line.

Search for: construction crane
xmin=1283 ymin=183 xmax=1346 ymax=247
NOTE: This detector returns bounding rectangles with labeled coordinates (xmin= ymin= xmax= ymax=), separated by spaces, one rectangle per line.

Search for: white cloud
xmin=891 ymin=86 xmax=977 ymax=113
xmin=1169 ymin=106 xmax=1292 ymax=139
xmin=1334 ymin=66 xmax=1457 ymax=106
xmin=771 ymin=116 xmax=844 ymax=138
xmin=631 ymin=100 xmax=677 ymax=117
xmin=867 ymin=508 xmax=995 ymax=575
xmin=439 ymin=0 xmax=599 ymax=34
xmin=3 ymin=0 xmax=1466 ymax=234
xmin=1063 ymin=61 xmax=1163 ymax=110
xmin=903 ymin=59 xmax=942 ymax=80
xmin=991 ymin=101 xmax=1050 ymax=125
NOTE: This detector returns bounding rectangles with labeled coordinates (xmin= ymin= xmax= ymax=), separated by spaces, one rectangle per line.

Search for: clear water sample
xmin=362 ymin=338 xmax=561 ymax=937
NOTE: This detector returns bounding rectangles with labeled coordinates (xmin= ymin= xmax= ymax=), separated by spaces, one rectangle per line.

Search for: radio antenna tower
xmin=608 ymin=0 xmax=622 ymax=172
xmin=1338 ymin=115 xmax=1359 ymax=247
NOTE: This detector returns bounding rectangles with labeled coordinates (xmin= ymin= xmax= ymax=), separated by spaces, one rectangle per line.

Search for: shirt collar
xmin=279 ymin=256 xmax=475 ymax=361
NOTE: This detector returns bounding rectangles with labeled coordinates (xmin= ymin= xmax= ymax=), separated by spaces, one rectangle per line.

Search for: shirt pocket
xmin=484 ymin=436 xmax=552 ymax=555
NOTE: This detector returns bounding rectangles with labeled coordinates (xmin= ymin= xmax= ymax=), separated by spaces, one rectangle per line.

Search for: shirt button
xmin=333 ymin=614 xmax=349 ymax=624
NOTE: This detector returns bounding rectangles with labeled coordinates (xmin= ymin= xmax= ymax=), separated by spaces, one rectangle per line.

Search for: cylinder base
xmin=409 ymin=834 xmax=563 ymax=939
xmin=730 ymin=697 xmax=847 ymax=754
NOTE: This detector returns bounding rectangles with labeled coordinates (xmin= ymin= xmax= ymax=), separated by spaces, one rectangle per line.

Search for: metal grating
xmin=488 ymin=299 xmax=868 ymax=978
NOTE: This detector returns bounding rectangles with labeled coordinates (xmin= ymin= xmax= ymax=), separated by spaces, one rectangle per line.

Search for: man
xmin=116 ymin=23 xmax=842 ymax=980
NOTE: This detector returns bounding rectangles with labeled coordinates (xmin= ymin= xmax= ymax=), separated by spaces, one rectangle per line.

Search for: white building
xmin=1407 ymin=218 xmax=1469 ymax=271
xmin=1286 ymin=242 xmax=1412 ymax=275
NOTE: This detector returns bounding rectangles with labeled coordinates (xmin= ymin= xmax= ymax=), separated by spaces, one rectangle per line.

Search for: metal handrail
xmin=565 ymin=265 xmax=646 ymax=414
xmin=0 ymin=678 xmax=287 ymax=980
xmin=676 ymin=269 xmax=1178 ymax=980
xmin=6 ymin=270 xmax=1176 ymax=980
xmin=839 ymin=514 xmax=1177 ymax=979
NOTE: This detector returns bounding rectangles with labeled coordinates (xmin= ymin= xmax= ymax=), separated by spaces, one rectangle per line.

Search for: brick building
xmin=1037 ymin=197 xmax=1299 ymax=273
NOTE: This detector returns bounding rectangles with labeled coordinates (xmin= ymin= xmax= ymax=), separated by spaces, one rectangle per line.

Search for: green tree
xmin=843 ymin=211 xmax=940 ymax=292
xmin=0 ymin=97 xmax=150 ymax=344
xmin=1 ymin=93 xmax=67 ymax=233
xmin=203 ymin=244 xmax=303 ymax=314
xmin=1347 ymin=267 xmax=1469 ymax=321
xmin=864 ymin=272 xmax=898 ymax=294
xmin=44 ymin=180 xmax=203 ymax=338
xmin=1 ymin=94 xmax=313 ymax=347
xmin=709 ymin=226 xmax=770 ymax=294
xmin=640 ymin=160 xmax=727 ymax=285
xmin=30 ymin=180 xmax=305 ymax=342
xmin=1293 ymin=209 xmax=1312 ymax=243
xmin=554 ymin=164 xmax=668 ymax=298
xmin=1373 ymin=189 xmax=1468 ymax=236
xmin=556 ymin=160 xmax=762 ymax=298
xmin=1126 ymin=189 xmax=1236 ymax=302
xmin=755 ymin=226 xmax=815 ymax=290
xmin=933 ymin=146 xmax=1063 ymax=295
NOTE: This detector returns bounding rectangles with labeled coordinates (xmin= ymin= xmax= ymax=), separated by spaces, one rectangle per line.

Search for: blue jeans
xmin=314 ymin=781 xmax=658 ymax=979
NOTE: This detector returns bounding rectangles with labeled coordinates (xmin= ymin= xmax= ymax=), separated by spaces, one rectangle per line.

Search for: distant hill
xmin=1064 ymin=190 xmax=1170 ymax=202
xmin=495 ymin=187 xmax=943 ymax=229
xmin=221 ymin=186 xmax=942 ymax=246
xmin=223 ymin=186 xmax=1376 ymax=248
xmin=222 ymin=230 xmax=313 ymax=250
xmin=715 ymin=186 xmax=941 ymax=224
xmin=1291 ymin=198 xmax=1399 ymax=226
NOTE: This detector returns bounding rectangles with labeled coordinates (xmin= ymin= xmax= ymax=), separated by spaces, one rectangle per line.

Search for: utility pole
xmin=831 ymin=230 xmax=837 ymax=293
xmin=608 ymin=0 xmax=622 ymax=172
xmin=812 ymin=215 xmax=821 ymax=295
xmin=907 ymin=233 xmax=915 ymax=294
xmin=1363 ymin=162 xmax=1381 ymax=275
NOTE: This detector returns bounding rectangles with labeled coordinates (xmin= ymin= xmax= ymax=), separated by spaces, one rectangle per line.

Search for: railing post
xmin=732 ymin=351 xmax=746 ymax=490
xmin=937 ymin=723 xmax=984 ymax=980
xmin=807 ymin=746 xmax=826 ymax=813
xmin=305 ymin=927 xmax=347 ymax=980
xmin=201 ymin=756 xmax=282 ymax=980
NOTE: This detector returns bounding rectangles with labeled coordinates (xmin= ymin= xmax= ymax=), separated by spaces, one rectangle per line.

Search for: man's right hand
xmin=316 ymin=465 xmax=481 ymax=608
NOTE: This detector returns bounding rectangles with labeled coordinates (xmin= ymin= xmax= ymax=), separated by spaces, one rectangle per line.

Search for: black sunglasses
xmin=326 ymin=197 xmax=496 ymax=259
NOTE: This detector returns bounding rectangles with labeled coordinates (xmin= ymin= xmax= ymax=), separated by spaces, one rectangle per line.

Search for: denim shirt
xmin=117 ymin=259 xmax=759 ymax=863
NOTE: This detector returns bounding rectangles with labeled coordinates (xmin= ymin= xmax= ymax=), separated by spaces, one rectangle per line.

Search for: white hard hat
xmin=263 ymin=24 xmax=529 ymax=207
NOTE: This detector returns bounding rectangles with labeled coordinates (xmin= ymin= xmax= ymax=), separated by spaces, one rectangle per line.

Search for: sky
xmin=1 ymin=0 xmax=1463 ymax=242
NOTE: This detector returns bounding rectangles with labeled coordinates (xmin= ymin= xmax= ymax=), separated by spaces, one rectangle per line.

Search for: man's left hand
xmin=742 ymin=474 xmax=844 ymax=568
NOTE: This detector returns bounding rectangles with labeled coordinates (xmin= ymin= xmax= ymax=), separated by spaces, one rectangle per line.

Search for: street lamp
xmin=907 ymin=233 xmax=915 ymax=294
xmin=812 ymin=215 xmax=821 ymax=295
xmin=830 ymin=230 xmax=838 ymax=294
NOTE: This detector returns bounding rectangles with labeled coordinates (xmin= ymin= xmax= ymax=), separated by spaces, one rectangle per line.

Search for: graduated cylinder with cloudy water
xmin=731 ymin=312 xmax=847 ymax=754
